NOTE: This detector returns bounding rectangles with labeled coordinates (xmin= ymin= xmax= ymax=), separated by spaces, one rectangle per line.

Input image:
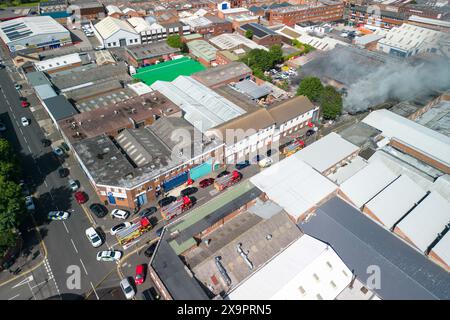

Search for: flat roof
xmin=43 ymin=95 xmax=78 ymax=121
xmin=415 ymin=101 xmax=450 ymax=138
xmin=191 ymin=62 xmax=251 ymax=87
xmin=301 ymin=197 xmax=450 ymax=300
xmin=67 ymin=81 xmax=129 ymax=104
xmin=133 ymin=57 xmax=206 ymax=86
xmin=187 ymin=40 xmax=218 ymax=62
xmin=34 ymin=53 xmax=81 ymax=72
xmin=363 ymin=109 xmax=450 ymax=168
xmin=240 ymin=22 xmax=278 ymax=38
xmin=295 ymin=132 xmax=359 ymax=173
xmin=126 ymin=42 xmax=179 ymax=61
xmin=340 ymin=160 xmax=399 ymax=208
xmin=396 ymin=192 xmax=450 ymax=253
xmin=233 ymin=79 xmax=271 ymax=99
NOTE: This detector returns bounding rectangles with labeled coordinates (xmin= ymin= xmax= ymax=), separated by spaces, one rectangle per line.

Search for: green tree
xmin=245 ymin=29 xmax=253 ymax=39
xmin=166 ymin=35 xmax=183 ymax=49
xmin=296 ymin=76 xmax=324 ymax=102
xmin=269 ymin=45 xmax=283 ymax=65
xmin=0 ymin=176 xmax=25 ymax=229
xmin=181 ymin=42 xmax=189 ymax=53
xmin=319 ymin=86 xmax=343 ymax=120
xmin=0 ymin=229 xmax=19 ymax=258
xmin=0 ymin=139 xmax=19 ymax=181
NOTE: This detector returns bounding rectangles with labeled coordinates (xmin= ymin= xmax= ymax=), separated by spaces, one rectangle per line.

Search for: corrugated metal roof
xmin=94 ymin=16 xmax=137 ymax=40
xmin=430 ymin=232 xmax=450 ymax=268
xmin=300 ymin=197 xmax=450 ymax=300
xmin=234 ymin=79 xmax=270 ymax=99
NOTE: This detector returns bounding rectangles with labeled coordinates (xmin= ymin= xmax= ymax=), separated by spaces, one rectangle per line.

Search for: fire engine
xmin=282 ymin=139 xmax=305 ymax=157
xmin=161 ymin=196 xmax=193 ymax=221
xmin=116 ymin=217 xmax=152 ymax=246
xmin=214 ymin=170 xmax=242 ymax=191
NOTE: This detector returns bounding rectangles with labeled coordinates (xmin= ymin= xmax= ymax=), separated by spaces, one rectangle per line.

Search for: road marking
xmin=79 ymin=258 xmax=88 ymax=276
xmin=30 ymin=280 xmax=47 ymax=290
xmin=8 ymin=294 xmax=20 ymax=300
xmin=62 ymin=221 xmax=69 ymax=234
xmin=90 ymin=282 xmax=100 ymax=300
xmin=12 ymin=275 xmax=34 ymax=289
xmin=23 ymin=136 xmax=27 ymax=144
xmin=44 ymin=180 xmax=48 ymax=187
xmin=27 ymin=279 xmax=37 ymax=300
xmin=70 ymin=239 xmax=78 ymax=254
xmin=27 ymin=145 xmax=32 ymax=153
xmin=80 ymin=204 xmax=95 ymax=226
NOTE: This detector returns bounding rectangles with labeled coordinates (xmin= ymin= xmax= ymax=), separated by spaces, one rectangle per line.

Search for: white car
xmin=21 ymin=117 xmax=30 ymax=127
xmin=111 ymin=209 xmax=130 ymax=220
xmin=258 ymin=157 xmax=273 ymax=168
xmin=110 ymin=222 xmax=132 ymax=235
xmin=68 ymin=179 xmax=79 ymax=191
xmin=48 ymin=211 xmax=70 ymax=220
xmin=120 ymin=278 xmax=135 ymax=300
xmin=85 ymin=227 xmax=103 ymax=248
xmin=96 ymin=250 xmax=122 ymax=262
xmin=25 ymin=196 xmax=35 ymax=211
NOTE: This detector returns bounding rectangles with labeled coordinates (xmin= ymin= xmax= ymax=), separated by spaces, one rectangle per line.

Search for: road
xmin=0 ymin=66 xmax=117 ymax=300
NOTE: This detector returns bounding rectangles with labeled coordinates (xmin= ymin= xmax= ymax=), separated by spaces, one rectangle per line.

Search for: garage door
xmin=162 ymin=171 xmax=189 ymax=191
xmin=190 ymin=159 xmax=213 ymax=180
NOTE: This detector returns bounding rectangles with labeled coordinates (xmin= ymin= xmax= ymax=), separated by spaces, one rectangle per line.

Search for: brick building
xmin=238 ymin=23 xmax=282 ymax=46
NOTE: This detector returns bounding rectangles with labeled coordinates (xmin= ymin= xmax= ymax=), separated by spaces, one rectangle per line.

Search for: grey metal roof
xmin=299 ymin=197 xmax=450 ymax=300
xmin=26 ymin=71 xmax=52 ymax=87
xmin=43 ymin=95 xmax=78 ymax=121
xmin=233 ymin=79 xmax=271 ymax=100
xmin=240 ymin=22 xmax=278 ymax=38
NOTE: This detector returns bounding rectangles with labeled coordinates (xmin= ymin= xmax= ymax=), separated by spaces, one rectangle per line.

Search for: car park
xmin=52 ymin=147 xmax=64 ymax=157
xmin=217 ymin=170 xmax=229 ymax=178
xmin=180 ymin=187 xmax=198 ymax=197
xmin=144 ymin=243 xmax=157 ymax=258
xmin=74 ymin=191 xmax=88 ymax=204
xmin=48 ymin=211 xmax=70 ymax=220
xmin=110 ymin=222 xmax=132 ymax=235
xmin=158 ymin=196 xmax=176 ymax=207
xmin=139 ymin=206 xmax=157 ymax=218
xmin=85 ymin=227 xmax=102 ymax=247
xmin=25 ymin=196 xmax=35 ymax=211
xmin=21 ymin=117 xmax=29 ymax=127
xmin=58 ymin=168 xmax=69 ymax=178
xmin=120 ymin=278 xmax=135 ymax=300
xmin=235 ymin=160 xmax=250 ymax=170
xmin=134 ymin=264 xmax=145 ymax=285
xmin=89 ymin=203 xmax=108 ymax=218
xmin=96 ymin=250 xmax=122 ymax=262
xmin=199 ymin=178 xmax=214 ymax=188
xmin=111 ymin=209 xmax=130 ymax=219
xmin=68 ymin=179 xmax=79 ymax=191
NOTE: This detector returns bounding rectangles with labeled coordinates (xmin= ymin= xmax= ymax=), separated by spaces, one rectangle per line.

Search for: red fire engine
xmin=214 ymin=170 xmax=242 ymax=191
xmin=116 ymin=217 xmax=152 ymax=246
xmin=161 ymin=196 xmax=193 ymax=221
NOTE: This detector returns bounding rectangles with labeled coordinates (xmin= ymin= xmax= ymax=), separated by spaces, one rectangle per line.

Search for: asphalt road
xmin=0 ymin=67 xmax=117 ymax=300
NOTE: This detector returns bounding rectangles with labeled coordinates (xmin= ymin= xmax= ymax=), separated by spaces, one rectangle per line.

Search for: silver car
xmin=96 ymin=250 xmax=122 ymax=262
xmin=120 ymin=278 xmax=135 ymax=300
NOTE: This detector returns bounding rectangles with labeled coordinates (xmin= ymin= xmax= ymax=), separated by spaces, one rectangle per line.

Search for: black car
xmin=158 ymin=196 xmax=176 ymax=207
xmin=141 ymin=287 xmax=160 ymax=300
xmin=41 ymin=139 xmax=51 ymax=147
xmin=58 ymin=168 xmax=69 ymax=178
xmin=180 ymin=187 xmax=198 ymax=197
xmin=144 ymin=243 xmax=157 ymax=258
xmin=89 ymin=203 xmax=108 ymax=218
xmin=155 ymin=227 xmax=164 ymax=237
xmin=266 ymin=149 xmax=276 ymax=157
xmin=0 ymin=64 xmax=5 ymax=70
xmin=306 ymin=129 xmax=316 ymax=137
xmin=217 ymin=170 xmax=229 ymax=178
xmin=139 ymin=206 xmax=158 ymax=217
xmin=235 ymin=160 xmax=250 ymax=170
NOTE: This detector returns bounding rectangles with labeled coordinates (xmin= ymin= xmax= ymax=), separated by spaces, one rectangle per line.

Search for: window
xmin=326 ymin=261 xmax=333 ymax=270
xmin=330 ymin=281 xmax=337 ymax=289
xmin=313 ymin=273 xmax=320 ymax=281
xmin=298 ymin=286 xmax=306 ymax=295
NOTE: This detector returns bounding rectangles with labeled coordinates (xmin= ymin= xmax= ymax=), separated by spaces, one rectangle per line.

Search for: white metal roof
xmin=328 ymin=156 xmax=368 ymax=185
xmin=363 ymin=109 xmax=450 ymax=167
xmin=430 ymin=174 xmax=450 ymax=200
xmin=396 ymin=192 xmax=450 ymax=253
xmin=295 ymin=132 xmax=359 ymax=173
xmin=431 ymin=232 xmax=450 ymax=268
xmin=151 ymin=76 xmax=245 ymax=132
xmin=408 ymin=15 xmax=450 ymax=28
xmin=364 ymin=175 xmax=427 ymax=229
xmin=296 ymin=34 xmax=349 ymax=51
xmin=250 ymin=156 xmax=337 ymax=219
xmin=209 ymin=33 xmax=268 ymax=51
xmin=180 ymin=16 xmax=212 ymax=28
xmin=227 ymin=234 xmax=352 ymax=300
xmin=127 ymin=17 xmax=152 ymax=33
xmin=340 ymin=160 xmax=399 ymax=208
xmin=106 ymin=5 xmax=122 ymax=15
xmin=127 ymin=82 xmax=153 ymax=96
xmin=94 ymin=16 xmax=137 ymax=40
xmin=34 ymin=53 xmax=81 ymax=72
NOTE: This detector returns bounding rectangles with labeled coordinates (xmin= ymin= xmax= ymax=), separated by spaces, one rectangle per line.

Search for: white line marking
xmin=30 ymin=280 xmax=47 ymax=290
xmin=44 ymin=180 xmax=48 ymax=187
xmin=90 ymin=282 xmax=99 ymax=300
xmin=27 ymin=280 xmax=37 ymax=300
xmin=80 ymin=258 xmax=88 ymax=276
xmin=62 ymin=221 xmax=69 ymax=233
xmin=8 ymin=294 xmax=20 ymax=300
xmin=12 ymin=275 xmax=34 ymax=288
xmin=27 ymin=145 xmax=32 ymax=153
xmin=23 ymin=136 xmax=27 ymax=143
xmin=70 ymin=239 xmax=78 ymax=253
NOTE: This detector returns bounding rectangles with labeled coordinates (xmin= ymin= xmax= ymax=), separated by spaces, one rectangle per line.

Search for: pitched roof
xmin=267 ymin=95 xmax=315 ymax=124
xmin=94 ymin=16 xmax=137 ymax=39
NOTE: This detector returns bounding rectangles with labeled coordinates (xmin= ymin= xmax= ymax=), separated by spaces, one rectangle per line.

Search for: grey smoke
xmin=344 ymin=58 xmax=450 ymax=112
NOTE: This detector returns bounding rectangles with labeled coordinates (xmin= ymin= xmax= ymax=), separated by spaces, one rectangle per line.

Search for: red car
xmin=134 ymin=264 xmax=145 ymax=285
xmin=74 ymin=191 xmax=87 ymax=204
xmin=21 ymin=101 xmax=29 ymax=108
xmin=199 ymin=178 xmax=215 ymax=188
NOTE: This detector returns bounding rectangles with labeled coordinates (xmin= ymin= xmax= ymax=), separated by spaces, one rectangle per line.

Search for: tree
xmin=181 ymin=42 xmax=189 ymax=53
xmin=296 ymin=76 xmax=324 ymax=102
xmin=319 ymin=86 xmax=343 ymax=120
xmin=166 ymin=35 xmax=183 ymax=49
xmin=0 ymin=229 xmax=18 ymax=258
xmin=245 ymin=29 xmax=253 ymax=39
xmin=269 ymin=45 xmax=283 ymax=65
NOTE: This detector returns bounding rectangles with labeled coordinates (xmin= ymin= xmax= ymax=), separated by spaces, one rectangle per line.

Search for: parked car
xmin=14 ymin=83 xmax=21 ymax=90
xmin=144 ymin=243 xmax=157 ymax=258
xmin=158 ymin=196 xmax=176 ymax=207
xmin=25 ymin=196 xmax=35 ymax=211
xmin=89 ymin=203 xmax=108 ymax=218
xmin=199 ymin=178 xmax=214 ymax=188
xmin=41 ymin=139 xmax=51 ymax=147
xmin=74 ymin=191 xmax=87 ymax=204
xmin=141 ymin=287 xmax=160 ymax=300
xmin=58 ymin=168 xmax=69 ymax=178
xmin=155 ymin=227 xmax=164 ymax=237
xmin=48 ymin=211 xmax=70 ymax=220
xmin=235 ymin=160 xmax=250 ymax=170
xmin=306 ymin=129 xmax=316 ymax=137
xmin=258 ymin=157 xmax=273 ymax=168
xmin=111 ymin=209 xmax=130 ymax=220
xmin=21 ymin=117 xmax=29 ymax=127
xmin=120 ymin=278 xmax=135 ymax=300
xmin=68 ymin=179 xmax=79 ymax=191
xmin=52 ymin=147 xmax=64 ymax=157
xmin=0 ymin=64 xmax=5 ymax=69
xmin=110 ymin=222 xmax=132 ymax=235
xmin=139 ymin=206 xmax=157 ymax=218
xmin=96 ymin=250 xmax=122 ymax=262
xmin=0 ymin=121 xmax=6 ymax=132
xmin=216 ymin=170 xmax=229 ymax=178
xmin=180 ymin=187 xmax=198 ymax=197
xmin=266 ymin=149 xmax=276 ymax=157
xmin=134 ymin=264 xmax=145 ymax=285
xmin=85 ymin=227 xmax=102 ymax=248
xmin=21 ymin=101 xmax=29 ymax=108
